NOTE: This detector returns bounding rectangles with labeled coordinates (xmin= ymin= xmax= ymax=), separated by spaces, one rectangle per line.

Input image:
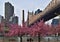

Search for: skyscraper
xmin=51 ymin=19 xmax=59 ymax=26
xmin=0 ymin=15 xmax=4 ymax=23
xmin=12 ymin=16 xmax=18 ymax=24
xmin=9 ymin=14 xmax=18 ymax=24
xmin=5 ymin=2 xmax=14 ymax=22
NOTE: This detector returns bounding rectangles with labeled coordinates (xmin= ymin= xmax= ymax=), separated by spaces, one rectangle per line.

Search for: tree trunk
xmin=38 ymin=34 xmax=40 ymax=42
xmin=20 ymin=36 xmax=22 ymax=42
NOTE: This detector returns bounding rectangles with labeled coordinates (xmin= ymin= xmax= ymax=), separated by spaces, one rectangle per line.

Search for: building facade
xmin=51 ymin=19 xmax=59 ymax=26
xmin=5 ymin=2 xmax=14 ymax=22
xmin=0 ymin=15 xmax=4 ymax=23
xmin=12 ymin=16 xmax=18 ymax=24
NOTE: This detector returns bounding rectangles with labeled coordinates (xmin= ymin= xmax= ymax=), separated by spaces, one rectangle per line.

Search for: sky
xmin=0 ymin=0 xmax=55 ymax=25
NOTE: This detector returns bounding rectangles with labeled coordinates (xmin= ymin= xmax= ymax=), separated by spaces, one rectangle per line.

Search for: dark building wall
xmin=51 ymin=19 xmax=59 ymax=26
xmin=0 ymin=15 xmax=4 ymax=23
xmin=5 ymin=2 xmax=14 ymax=22
xmin=1 ymin=16 xmax=4 ymax=23
xmin=12 ymin=16 xmax=18 ymax=24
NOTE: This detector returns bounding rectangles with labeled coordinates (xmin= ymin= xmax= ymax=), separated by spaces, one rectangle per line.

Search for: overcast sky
xmin=0 ymin=0 xmax=53 ymax=25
